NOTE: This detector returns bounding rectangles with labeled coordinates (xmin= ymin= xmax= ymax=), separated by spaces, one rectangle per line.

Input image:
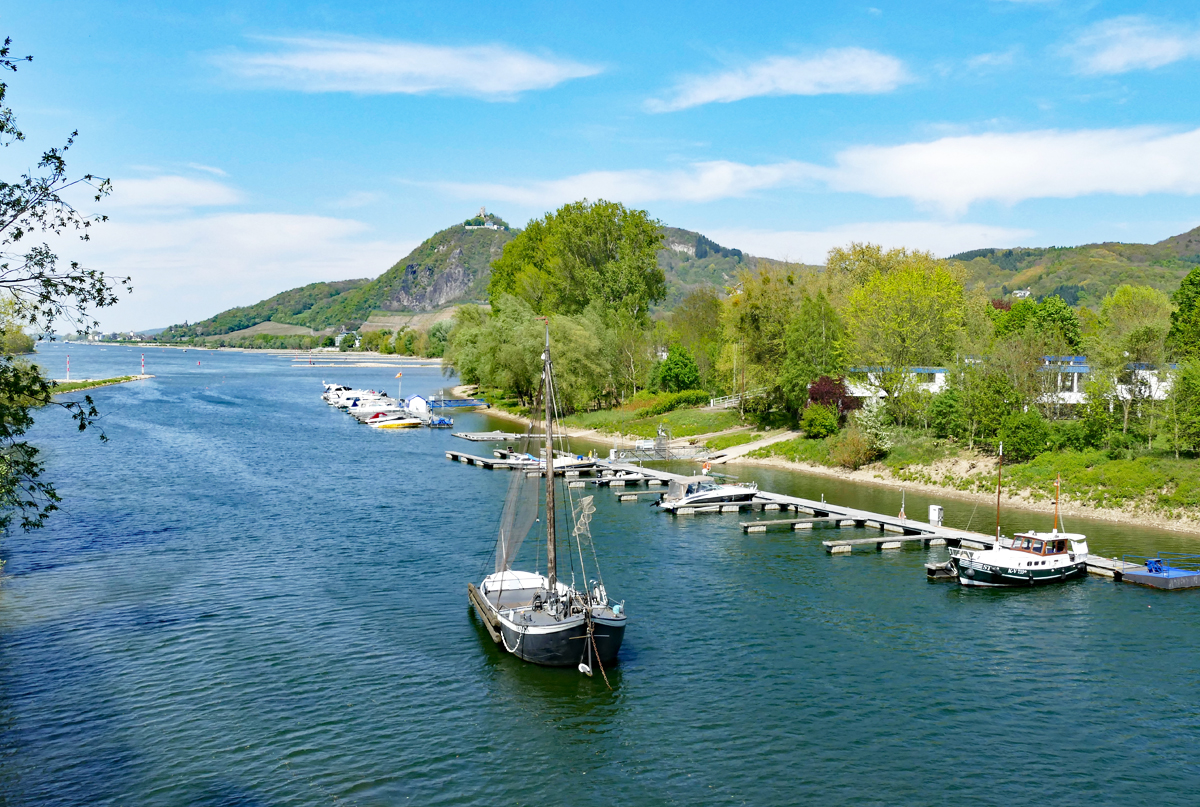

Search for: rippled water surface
xmin=2 ymin=344 xmax=1199 ymax=805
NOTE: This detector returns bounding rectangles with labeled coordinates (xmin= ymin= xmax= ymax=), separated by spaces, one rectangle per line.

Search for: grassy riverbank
xmin=51 ymin=375 xmax=152 ymax=394
xmin=473 ymin=385 xmax=747 ymax=440
xmin=745 ymin=429 xmax=1200 ymax=531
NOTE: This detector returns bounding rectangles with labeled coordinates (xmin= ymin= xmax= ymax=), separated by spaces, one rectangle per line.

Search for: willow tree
xmin=843 ymin=251 xmax=965 ymax=404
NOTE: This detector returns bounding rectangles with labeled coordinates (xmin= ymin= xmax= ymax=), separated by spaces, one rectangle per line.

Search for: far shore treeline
xmin=93 ymin=196 xmax=1200 ymax=512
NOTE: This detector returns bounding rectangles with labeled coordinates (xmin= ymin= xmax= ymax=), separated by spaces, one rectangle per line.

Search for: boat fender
xmin=965 ymin=568 xmax=975 ymax=578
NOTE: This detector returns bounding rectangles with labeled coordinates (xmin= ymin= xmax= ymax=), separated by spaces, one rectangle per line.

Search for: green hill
xmin=951 ymin=225 xmax=1200 ymax=305
xmin=160 ymin=279 xmax=370 ymax=340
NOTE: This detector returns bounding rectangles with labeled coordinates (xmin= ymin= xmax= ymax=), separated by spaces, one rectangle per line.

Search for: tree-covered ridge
xmin=950 ymin=225 xmax=1200 ymax=306
xmin=160 ymin=278 xmax=371 ymax=339
xmin=657 ymin=226 xmax=747 ymax=308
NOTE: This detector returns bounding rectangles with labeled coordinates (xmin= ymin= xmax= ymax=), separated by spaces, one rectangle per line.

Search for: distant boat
xmin=368 ymin=413 xmax=423 ymax=429
xmin=468 ymin=323 xmax=626 ymax=673
xmin=948 ymin=459 xmax=1089 ymax=586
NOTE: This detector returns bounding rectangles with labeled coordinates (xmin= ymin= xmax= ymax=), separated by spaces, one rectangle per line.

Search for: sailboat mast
xmin=543 ymin=322 xmax=557 ymax=593
xmin=994 ymin=442 xmax=1004 ymax=541
xmin=1054 ymin=473 xmax=1060 ymax=531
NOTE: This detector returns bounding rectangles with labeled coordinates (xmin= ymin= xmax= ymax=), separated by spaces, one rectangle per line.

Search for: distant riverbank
xmin=729 ymin=452 xmax=1200 ymax=536
xmin=50 ymin=375 xmax=154 ymax=395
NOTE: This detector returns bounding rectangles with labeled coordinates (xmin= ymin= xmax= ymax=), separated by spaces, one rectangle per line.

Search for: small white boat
xmin=368 ymin=414 xmax=423 ymax=429
xmin=654 ymin=476 xmax=758 ymax=512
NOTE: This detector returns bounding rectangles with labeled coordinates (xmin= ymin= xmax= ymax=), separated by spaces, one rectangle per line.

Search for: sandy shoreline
xmin=449 ymin=383 xmax=1200 ymax=536
xmin=729 ymin=453 xmax=1200 ymax=536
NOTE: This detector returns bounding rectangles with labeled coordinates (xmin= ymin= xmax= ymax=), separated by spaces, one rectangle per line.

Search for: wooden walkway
xmin=447 ymin=454 xmax=1130 ymax=579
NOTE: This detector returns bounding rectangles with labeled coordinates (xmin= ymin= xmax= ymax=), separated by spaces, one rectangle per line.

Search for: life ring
xmin=702 ymin=462 xmax=712 ymax=475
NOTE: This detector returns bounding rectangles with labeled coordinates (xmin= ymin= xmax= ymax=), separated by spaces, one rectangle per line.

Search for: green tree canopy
xmin=779 ymin=291 xmax=846 ymax=412
xmin=488 ymin=199 xmax=665 ymax=320
xmin=1168 ymin=266 xmax=1200 ymax=360
xmin=658 ymin=344 xmax=700 ymax=392
xmin=843 ymin=252 xmax=966 ymax=401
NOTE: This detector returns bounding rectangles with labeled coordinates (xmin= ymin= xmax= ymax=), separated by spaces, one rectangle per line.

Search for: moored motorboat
xmin=654 ymin=476 xmax=758 ymax=512
xmin=947 ymin=460 xmax=1088 ymax=587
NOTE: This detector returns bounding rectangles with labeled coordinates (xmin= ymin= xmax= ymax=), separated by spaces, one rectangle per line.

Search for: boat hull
xmin=497 ymin=615 xmax=626 ymax=667
xmin=951 ymin=557 xmax=1088 ymax=587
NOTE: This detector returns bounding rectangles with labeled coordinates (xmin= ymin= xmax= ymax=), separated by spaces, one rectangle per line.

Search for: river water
xmin=2 ymin=344 xmax=1199 ymax=805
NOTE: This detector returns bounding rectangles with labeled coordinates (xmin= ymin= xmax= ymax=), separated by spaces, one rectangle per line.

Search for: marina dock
xmin=447 ymin=452 xmax=1178 ymax=584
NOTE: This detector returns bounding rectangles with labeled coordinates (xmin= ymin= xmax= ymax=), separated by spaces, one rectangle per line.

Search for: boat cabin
xmin=667 ymin=476 xmax=721 ymax=500
xmin=1001 ymin=533 xmax=1071 ymax=555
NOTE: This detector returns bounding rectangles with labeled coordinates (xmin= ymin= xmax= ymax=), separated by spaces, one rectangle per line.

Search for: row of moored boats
xmin=321 ymin=383 xmax=453 ymax=429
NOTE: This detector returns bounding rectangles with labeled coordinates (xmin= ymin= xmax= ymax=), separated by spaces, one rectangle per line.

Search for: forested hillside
xmin=952 ymin=225 xmax=1200 ymax=306
xmin=160 ymin=279 xmax=370 ymax=339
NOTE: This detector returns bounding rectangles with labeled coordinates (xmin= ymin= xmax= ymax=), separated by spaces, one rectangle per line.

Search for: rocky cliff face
xmin=371 ymin=226 xmax=513 ymax=311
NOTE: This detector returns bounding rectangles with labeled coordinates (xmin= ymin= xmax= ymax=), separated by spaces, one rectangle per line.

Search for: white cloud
xmin=967 ymin=48 xmax=1019 ymax=69
xmin=186 ymin=163 xmax=229 ymax=177
xmin=106 ymin=175 xmax=242 ymax=211
xmin=646 ymin=48 xmax=909 ymax=112
xmin=1065 ymin=16 xmax=1200 ymax=75
xmin=76 ymin=202 xmax=411 ymax=331
xmin=435 ymin=160 xmax=818 ymax=207
xmin=223 ymin=36 xmax=601 ymax=98
xmin=826 ymin=126 xmax=1200 ymax=214
xmin=708 ymin=222 xmax=1035 ymax=264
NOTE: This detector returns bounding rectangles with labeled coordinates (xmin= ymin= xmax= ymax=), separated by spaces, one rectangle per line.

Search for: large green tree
xmin=843 ymin=253 xmax=966 ymax=402
xmin=488 ymin=199 xmax=665 ymax=320
xmin=1168 ymin=266 xmax=1200 ymax=360
xmin=0 ymin=38 xmax=128 ymax=532
xmin=779 ymin=291 xmax=846 ymax=413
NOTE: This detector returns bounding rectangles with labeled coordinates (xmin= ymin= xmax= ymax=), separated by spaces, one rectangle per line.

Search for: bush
xmin=830 ymin=425 xmax=873 ymax=469
xmin=1048 ymin=419 xmax=1091 ymax=452
xmin=929 ymin=389 xmax=965 ymax=439
xmin=801 ymin=404 xmax=839 ymax=438
xmin=642 ymin=389 xmax=710 ymax=417
xmin=998 ymin=410 xmax=1050 ymax=463
xmin=658 ymin=345 xmax=700 ymax=392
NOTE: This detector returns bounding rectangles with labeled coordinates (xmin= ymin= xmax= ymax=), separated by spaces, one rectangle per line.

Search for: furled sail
xmin=495 ymin=448 xmax=541 ymax=573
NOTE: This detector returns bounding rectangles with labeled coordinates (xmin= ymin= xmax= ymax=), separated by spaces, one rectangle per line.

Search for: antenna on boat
xmin=994 ymin=442 xmax=1004 ymax=545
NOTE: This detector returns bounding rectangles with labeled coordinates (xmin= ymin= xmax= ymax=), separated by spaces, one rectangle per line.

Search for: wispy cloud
xmin=967 ymin=48 xmax=1019 ymax=69
xmin=106 ymin=175 xmax=242 ymax=210
xmin=437 ymin=125 xmax=1200 ymax=215
xmin=708 ymin=222 xmax=1035 ymax=263
xmin=187 ymin=163 xmax=229 ymax=177
xmin=83 ymin=211 xmax=412 ymax=331
xmin=1065 ymin=16 xmax=1200 ymax=75
xmin=434 ymin=160 xmax=819 ymax=207
xmin=222 ymin=36 xmax=601 ymax=98
xmin=827 ymin=126 xmax=1200 ymax=214
xmin=646 ymin=48 xmax=909 ymax=112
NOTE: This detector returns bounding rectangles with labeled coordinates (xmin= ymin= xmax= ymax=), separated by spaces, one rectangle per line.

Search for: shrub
xmin=642 ymin=389 xmax=711 ymax=417
xmin=830 ymin=425 xmax=873 ymax=469
xmin=801 ymin=404 xmax=839 ymax=438
xmin=808 ymin=376 xmax=860 ymax=415
xmin=1048 ymin=419 xmax=1090 ymax=452
xmin=855 ymin=397 xmax=893 ymax=454
xmin=998 ymin=410 xmax=1050 ymax=463
xmin=659 ymin=345 xmax=701 ymax=392
xmin=929 ymin=389 xmax=965 ymax=439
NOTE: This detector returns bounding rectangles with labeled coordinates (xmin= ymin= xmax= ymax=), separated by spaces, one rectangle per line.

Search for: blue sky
xmin=4 ymin=1 xmax=1200 ymax=330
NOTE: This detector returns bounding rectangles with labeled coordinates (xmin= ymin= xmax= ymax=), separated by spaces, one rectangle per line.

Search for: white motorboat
xmin=944 ymin=461 xmax=1089 ymax=587
xmin=653 ymin=476 xmax=758 ymax=512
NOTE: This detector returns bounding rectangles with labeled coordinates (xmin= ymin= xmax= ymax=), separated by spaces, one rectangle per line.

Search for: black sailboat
xmin=467 ymin=324 xmax=626 ymax=672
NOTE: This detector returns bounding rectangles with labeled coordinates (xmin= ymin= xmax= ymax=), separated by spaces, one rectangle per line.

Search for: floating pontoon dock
xmin=446 ymin=453 xmax=1165 ymax=582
